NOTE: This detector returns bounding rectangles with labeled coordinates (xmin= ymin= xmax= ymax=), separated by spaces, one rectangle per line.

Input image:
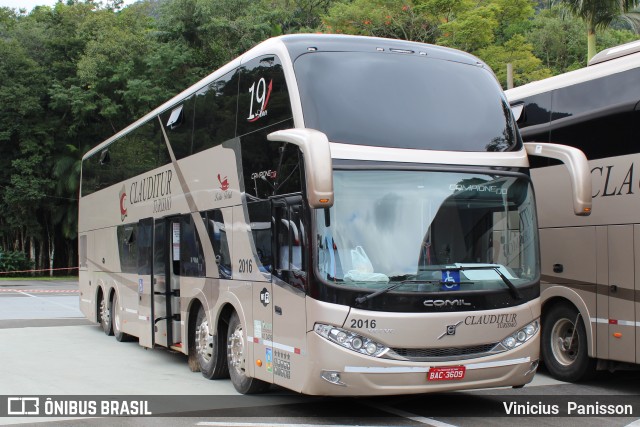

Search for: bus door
xmin=137 ymin=217 xmax=154 ymax=348
xmin=271 ymin=195 xmax=308 ymax=391
xmin=244 ymin=201 xmax=273 ymax=384
xmin=137 ymin=217 xmax=181 ymax=349
xmin=604 ymin=225 xmax=636 ymax=363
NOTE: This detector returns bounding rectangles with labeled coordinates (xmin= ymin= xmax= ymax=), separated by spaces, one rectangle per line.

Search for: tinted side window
xmin=517 ymin=92 xmax=552 ymax=129
xmin=161 ymin=96 xmax=196 ymax=160
xmin=240 ymin=120 xmax=302 ymax=201
xmin=81 ymin=119 xmax=171 ymax=196
xmin=552 ymin=68 xmax=640 ymax=121
xmin=193 ymin=69 xmax=239 ymax=155
xmin=117 ymin=224 xmax=138 ymax=273
xmin=137 ymin=220 xmax=153 ymax=276
xmin=247 ymin=201 xmax=273 ymax=274
xmin=237 ymin=55 xmax=292 ymax=137
xmin=180 ymin=215 xmax=206 ymax=277
xmin=203 ymin=209 xmax=232 ymax=279
xmin=550 ymin=110 xmax=638 ymax=160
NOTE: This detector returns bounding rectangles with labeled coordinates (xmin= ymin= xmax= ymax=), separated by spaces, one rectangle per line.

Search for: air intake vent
xmin=385 ymin=343 xmax=500 ymax=362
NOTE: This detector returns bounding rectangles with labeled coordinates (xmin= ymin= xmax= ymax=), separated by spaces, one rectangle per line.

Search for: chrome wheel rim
xmin=100 ymin=299 xmax=110 ymax=329
xmin=228 ymin=323 xmax=245 ymax=375
xmin=196 ymin=318 xmax=213 ymax=363
xmin=550 ymin=318 xmax=579 ymax=366
xmin=113 ymin=298 xmax=121 ymax=332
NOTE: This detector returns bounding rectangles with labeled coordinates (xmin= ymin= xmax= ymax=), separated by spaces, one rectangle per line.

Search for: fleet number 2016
xmin=238 ymin=259 xmax=253 ymax=273
xmin=351 ymin=319 xmax=376 ymax=328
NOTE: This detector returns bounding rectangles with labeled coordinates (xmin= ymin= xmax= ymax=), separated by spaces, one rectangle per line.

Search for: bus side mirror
xmin=267 ymin=128 xmax=334 ymax=209
xmin=510 ymin=102 xmax=525 ymax=123
xmin=524 ymin=142 xmax=592 ymax=216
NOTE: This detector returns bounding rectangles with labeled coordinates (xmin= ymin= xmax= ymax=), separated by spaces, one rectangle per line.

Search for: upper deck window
xmin=294 ymin=51 xmax=521 ymax=152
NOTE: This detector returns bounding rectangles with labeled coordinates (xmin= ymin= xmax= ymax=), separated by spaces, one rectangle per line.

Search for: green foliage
xmin=323 ymin=0 xmax=438 ymax=43
xmin=0 ymin=250 xmax=34 ymax=275
xmin=559 ymin=0 xmax=640 ymax=60
xmin=478 ymin=34 xmax=552 ymax=87
xmin=1 ymin=0 xmax=639 ymax=271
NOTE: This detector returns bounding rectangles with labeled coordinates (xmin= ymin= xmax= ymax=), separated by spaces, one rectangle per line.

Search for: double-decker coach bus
xmin=505 ymin=40 xmax=640 ymax=382
xmin=79 ymin=34 xmax=591 ymax=395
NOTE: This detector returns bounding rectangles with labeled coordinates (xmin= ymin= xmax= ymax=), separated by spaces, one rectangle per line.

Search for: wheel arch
xmin=542 ymin=286 xmax=595 ymax=357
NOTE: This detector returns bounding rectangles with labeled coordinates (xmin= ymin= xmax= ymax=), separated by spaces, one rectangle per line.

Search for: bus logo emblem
xmin=438 ymin=321 xmax=462 ymax=340
xmin=119 ymin=185 xmax=128 ymax=222
xmin=218 ymin=174 xmax=229 ymax=191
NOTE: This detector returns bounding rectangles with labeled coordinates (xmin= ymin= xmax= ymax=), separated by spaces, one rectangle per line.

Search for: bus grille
xmin=385 ymin=343 xmax=500 ymax=361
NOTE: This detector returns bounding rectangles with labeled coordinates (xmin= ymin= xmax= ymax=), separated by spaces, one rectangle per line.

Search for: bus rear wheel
xmin=98 ymin=292 xmax=113 ymax=336
xmin=111 ymin=293 xmax=131 ymax=342
xmin=192 ymin=306 xmax=228 ymax=379
xmin=227 ymin=311 xmax=270 ymax=394
xmin=541 ymin=303 xmax=596 ymax=382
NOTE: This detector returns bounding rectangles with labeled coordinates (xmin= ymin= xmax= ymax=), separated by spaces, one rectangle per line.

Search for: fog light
xmin=321 ymin=370 xmax=346 ymax=386
xmin=524 ymin=359 xmax=539 ymax=376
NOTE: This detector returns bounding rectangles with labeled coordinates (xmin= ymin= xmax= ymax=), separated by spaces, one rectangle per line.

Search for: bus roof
xmin=588 ymin=39 xmax=640 ymax=66
xmin=83 ymin=34 xmax=490 ymax=161
xmin=506 ymin=43 xmax=640 ymax=102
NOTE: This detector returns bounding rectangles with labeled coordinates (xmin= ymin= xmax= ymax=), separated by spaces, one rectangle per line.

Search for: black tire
xmin=541 ymin=303 xmax=596 ymax=382
xmin=111 ymin=293 xmax=131 ymax=342
xmin=98 ymin=291 xmax=113 ymax=336
xmin=227 ymin=311 xmax=270 ymax=394
xmin=190 ymin=306 xmax=229 ymax=379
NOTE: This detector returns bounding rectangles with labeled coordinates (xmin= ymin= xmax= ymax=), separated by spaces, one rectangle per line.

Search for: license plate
xmin=427 ymin=366 xmax=466 ymax=381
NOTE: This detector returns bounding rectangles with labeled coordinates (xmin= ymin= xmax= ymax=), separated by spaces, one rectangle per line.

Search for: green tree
xmin=560 ymin=0 xmax=640 ymax=61
xmin=478 ymin=34 xmax=552 ymax=87
xmin=322 ymin=0 xmax=438 ymax=43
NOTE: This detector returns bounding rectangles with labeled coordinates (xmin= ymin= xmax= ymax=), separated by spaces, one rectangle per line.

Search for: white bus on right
xmin=506 ymin=39 xmax=640 ymax=382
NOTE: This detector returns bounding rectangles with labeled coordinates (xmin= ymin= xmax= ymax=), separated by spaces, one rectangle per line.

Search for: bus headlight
xmin=314 ymin=324 xmax=389 ymax=357
xmin=500 ymin=319 xmax=539 ymax=350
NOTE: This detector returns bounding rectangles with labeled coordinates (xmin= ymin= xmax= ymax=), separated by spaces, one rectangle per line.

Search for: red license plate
xmin=427 ymin=366 xmax=466 ymax=381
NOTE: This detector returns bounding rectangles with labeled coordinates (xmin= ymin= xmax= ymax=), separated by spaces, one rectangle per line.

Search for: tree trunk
xmin=38 ymin=240 xmax=44 ymax=272
xmin=49 ymin=235 xmax=55 ymax=277
xmin=587 ymin=24 xmax=596 ymax=63
xmin=29 ymin=236 xmax=36 ymax=276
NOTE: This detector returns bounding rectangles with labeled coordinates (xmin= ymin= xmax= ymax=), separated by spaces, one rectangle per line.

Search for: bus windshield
xmin=316 ymin=170 xmax=539 ymax=293
xmin=294 ymin=51 xmax=521 ymax=152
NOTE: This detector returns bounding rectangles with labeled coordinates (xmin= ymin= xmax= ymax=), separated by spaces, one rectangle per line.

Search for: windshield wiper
xmin=354 ymin=281 xmax=414 ymax=305
xmin=456 ymin=265 xmax=522 ymax=300
xmin=353 ymin=266 xmax=521 ymax=305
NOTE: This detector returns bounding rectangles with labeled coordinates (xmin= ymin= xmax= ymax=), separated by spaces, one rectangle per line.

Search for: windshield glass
xmin=316 ymin=170 xmax=539 ymax=293
xmin=294 ymin=51 xmax=520 ymax=152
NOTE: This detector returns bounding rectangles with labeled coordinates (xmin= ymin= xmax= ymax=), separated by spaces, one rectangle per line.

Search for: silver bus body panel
xmin=507 ymin=51 xmax=640 ymax=369
xmin=79 ymin=34 xmax=544 ymax=395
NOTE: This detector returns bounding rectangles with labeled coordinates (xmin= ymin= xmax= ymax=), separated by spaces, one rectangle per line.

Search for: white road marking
xmin=16 ymin=291 xmax=79 ymax=312
xmin=197 ymin=423 xmax=391 ymax=427
xmin=366 ymin=402 xmax=459 ymax=427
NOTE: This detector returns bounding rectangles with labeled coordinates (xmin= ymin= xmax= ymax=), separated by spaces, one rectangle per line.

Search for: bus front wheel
xmin=227 ymin=311 xmax=270 ymax=394
xmin=192 ymin=306 xmax=228 ymax=380
xmin=541 ymin=303 xmax=596 ymax=382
